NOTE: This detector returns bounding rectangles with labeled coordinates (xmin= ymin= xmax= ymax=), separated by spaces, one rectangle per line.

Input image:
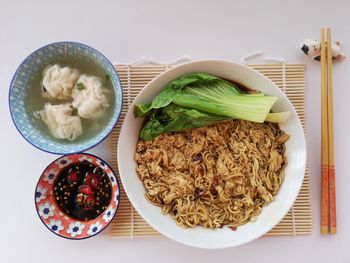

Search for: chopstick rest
xmin=301 ymin=38 xmax=345 ymax=61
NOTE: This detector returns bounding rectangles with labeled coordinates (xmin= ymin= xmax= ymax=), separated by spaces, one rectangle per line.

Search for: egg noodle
xmin=135 ymin=120 xmax=288 ymax=229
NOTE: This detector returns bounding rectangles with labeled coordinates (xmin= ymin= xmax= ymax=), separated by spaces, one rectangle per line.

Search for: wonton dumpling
xmin=42 ymin=64 xmax=80 ymax=100
xmin=40 ymin=103 xmax=83 ymax=141
xmin=72 ymin=74 xmax=109 ymax=119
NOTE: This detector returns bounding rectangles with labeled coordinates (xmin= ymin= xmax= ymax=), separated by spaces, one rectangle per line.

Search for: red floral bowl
xmin=35 ymin=153 xmax=120 ymax=239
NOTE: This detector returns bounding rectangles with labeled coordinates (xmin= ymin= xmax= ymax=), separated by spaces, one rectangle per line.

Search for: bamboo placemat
xmin=108 ymin=63 xmax=312 ymax=238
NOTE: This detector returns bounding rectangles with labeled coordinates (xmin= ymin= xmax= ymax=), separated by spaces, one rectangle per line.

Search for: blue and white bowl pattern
xmin=9 ymin=42 xmax=122 ymax=154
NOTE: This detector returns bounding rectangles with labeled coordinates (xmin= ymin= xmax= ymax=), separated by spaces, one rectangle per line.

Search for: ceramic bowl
xmin=35 ymin=153 xmax=120 ymax=239
xmin=9 ymin=41 xmax=122 ymax=154
xmin=117 ymin=60 xmax=306 ymax=249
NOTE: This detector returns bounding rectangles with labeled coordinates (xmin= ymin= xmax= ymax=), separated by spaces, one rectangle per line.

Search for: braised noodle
xmin=135 ymin=120 xmax=289 ymax=229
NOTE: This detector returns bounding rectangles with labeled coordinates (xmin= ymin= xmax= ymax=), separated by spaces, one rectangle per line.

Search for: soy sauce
xmin=226 ymin=79 xmax=255 ymax=93
xmin=53 ymin=163 xmax=112 ymax=221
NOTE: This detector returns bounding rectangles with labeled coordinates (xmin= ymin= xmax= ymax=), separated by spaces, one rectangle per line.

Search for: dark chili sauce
xmin=53 ymin=162 xmax=112 ymax=221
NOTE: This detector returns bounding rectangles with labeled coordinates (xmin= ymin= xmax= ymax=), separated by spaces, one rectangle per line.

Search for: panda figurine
xmin=301 ymin=38 xmax=345 ymax=61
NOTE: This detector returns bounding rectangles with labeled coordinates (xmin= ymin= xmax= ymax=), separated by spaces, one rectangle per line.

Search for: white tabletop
xmin=1 ymin=0 xmax=349 ymax=262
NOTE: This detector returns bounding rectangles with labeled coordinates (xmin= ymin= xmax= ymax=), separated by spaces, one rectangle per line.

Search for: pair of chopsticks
xmin=320 ymin=28 xmax=337 ymax=234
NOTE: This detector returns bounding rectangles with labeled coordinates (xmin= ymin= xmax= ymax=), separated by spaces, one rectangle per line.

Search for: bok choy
xmin=140 ymin=105 xmax=230 ymax=140
xmin=135 ymin=73 xmax=290 ymax=140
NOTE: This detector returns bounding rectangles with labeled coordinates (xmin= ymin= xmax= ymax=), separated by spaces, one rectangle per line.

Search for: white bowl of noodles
xmin=118 ymin=60 xmax=306 ymax=249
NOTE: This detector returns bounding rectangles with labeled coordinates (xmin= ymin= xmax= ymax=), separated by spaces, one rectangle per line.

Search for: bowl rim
xmin=34 ymin=152 xmax=121 ymax=240
xmin=117 ymin=59 xmax=307 ymax=248
xmin=8 ymin=41 xmax=123 ymax=155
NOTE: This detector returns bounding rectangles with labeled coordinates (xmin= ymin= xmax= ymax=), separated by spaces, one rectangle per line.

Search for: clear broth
xmin=24 ymin=57 xmax=116 ymax=143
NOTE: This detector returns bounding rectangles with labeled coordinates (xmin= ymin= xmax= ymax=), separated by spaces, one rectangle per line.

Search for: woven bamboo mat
xmin=108 ymin=63 xmax=312 ymax=238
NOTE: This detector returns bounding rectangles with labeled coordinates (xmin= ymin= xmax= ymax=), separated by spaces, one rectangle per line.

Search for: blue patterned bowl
xmin=9 ymin=42 xmax=122 ymax=154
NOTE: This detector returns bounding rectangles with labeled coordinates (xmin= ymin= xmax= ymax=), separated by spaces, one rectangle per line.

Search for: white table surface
xmin=1 ymin=0 xmax=349 ymax=262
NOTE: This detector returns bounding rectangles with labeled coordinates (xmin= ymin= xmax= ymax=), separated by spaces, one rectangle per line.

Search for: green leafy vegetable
xmin=134 ymin=73 xmax=239 ymax=117
xmin=105 ymin=74 xmax=110 ymax=81
xmin=134 ymin=103 xmax=151 ymax=118
xmin=76 ymin=82 xmax=85 ymax=91
xmin=173 ymin=84 xmax=277 ymax=123
xmin=140 ymin=105 xmax=230 ymax=140
xmin=135 ymin=73 xmax=290 ymax=140
xmin=265 ymin=111 xmax=291 ymax=123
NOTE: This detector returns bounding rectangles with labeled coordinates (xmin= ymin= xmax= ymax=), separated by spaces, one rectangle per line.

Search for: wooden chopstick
xmin=326 ymin=28 xmax=337 ymax=234
xmin=320 ymin=28 xmax=329 ymax=234
xmin=320 ymin=28 xmax=337 ymax=234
